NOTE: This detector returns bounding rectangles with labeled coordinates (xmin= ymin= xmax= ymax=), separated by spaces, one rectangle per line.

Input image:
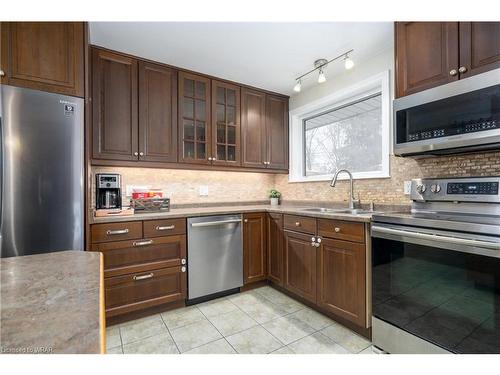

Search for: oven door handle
xmin=372 ymin=225 xmax=500 ymax=253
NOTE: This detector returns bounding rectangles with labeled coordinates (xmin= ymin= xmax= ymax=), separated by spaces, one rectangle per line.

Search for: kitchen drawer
xmin=91 ymin=235 xmax=186 ymax=278
xmin=143 ymin=218 xmax=186 ymax=238
xmin=91 ymin=221 xmax=143 ymax=243
xmin=284 ymin=214 xmax=317 ymax=235
xmin=104 ymin=266 xmax=186 ymax=317
xmin=317 ymin=219 xmax=365 ymax=243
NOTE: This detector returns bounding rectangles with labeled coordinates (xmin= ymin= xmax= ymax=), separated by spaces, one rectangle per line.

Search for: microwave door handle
xmin=372 ymin=225 xmax=500 ymax=257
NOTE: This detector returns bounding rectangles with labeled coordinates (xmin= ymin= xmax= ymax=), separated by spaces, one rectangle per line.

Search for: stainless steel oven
xmin=394 ymin=68 xmax=500 ymax=157
xmin=371 ymin=177 xmax=500 ymax=354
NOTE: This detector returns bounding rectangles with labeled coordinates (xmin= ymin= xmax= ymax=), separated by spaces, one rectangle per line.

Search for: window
xmin=289 ymin=71 xmax=390 ymax=182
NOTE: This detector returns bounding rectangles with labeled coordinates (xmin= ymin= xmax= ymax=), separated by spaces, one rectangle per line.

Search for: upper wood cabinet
xmin=178 ymin=72 xmax=211 ymax=164
xmin=212 ymin=80 xmax=241 ymax=166
xmin=241 ymin=89 xmax=288 ymax=170
xmin=459 ymin=22 xmax=500 ymax=78
xmin=395 ymin=22 xmax=500 ymax=98
xmin=395 ymin=22 xmax=459 ymax=98
xmin=0 ymin=22 xmax=85 ymax=97
xmin=92 ymin=49 xmax=138 ymax=161
xmin=139 ymin=61 xmax=178 ymax=163
xmin=241 ymin=88 xmax=267 ymax=168
xmin=267 ymin=213 xmax=284 ymax=286
xmin=243 ymin=213 xmax=267 ymax=284
xmin=317 ymin=237 xmax=366 ymax=327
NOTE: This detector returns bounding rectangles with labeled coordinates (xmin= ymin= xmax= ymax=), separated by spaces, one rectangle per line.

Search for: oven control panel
xmin=411 ymin=177 xmax=500 ymax=203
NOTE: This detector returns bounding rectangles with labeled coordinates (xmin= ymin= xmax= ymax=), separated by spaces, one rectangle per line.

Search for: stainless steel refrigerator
xmin=0 ymin=85 xmax=84 ymax=258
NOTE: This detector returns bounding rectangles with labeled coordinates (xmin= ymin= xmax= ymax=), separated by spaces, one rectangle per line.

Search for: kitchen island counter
xmin=0 ymin=251 xmax=104 ymax=354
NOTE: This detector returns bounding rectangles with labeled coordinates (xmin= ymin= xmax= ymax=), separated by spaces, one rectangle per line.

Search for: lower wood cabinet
xmin=90 ymin=219 xmax=187 ymax=320
xmin=283 ymin=230 xmax=317 ymax=304
xmin=105 ymin=266 xmax=186 ymax=317
xmin=243 ymin=212 xmax=267 ymax=284
xmin=267 ymin=213 xmax=284 ymax=286
xmin=317 ymin=238 xmax=366 ymax=327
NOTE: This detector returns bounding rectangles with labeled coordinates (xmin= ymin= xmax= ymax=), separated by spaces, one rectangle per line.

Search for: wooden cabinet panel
xmin=317 ymin=238 xmax=366 ymax=327
xmin=0 ymin=22 xmax=84 ymax=97
xmin=459 ymin=22 xmax=500 ymax=78
xmin=317 ymin=219 xmax=365 ymax=243
xmin=92 ymin=49 xmax=138 ymax=161
xmin=91 ymin=221 xmax=143 ymax=243
xmin=241 ymin=88 xmax=267 ymax=168
xmin=283 ymin=215 xmax=317 ymax=235
xmin=105 ymin=266 xmax=186 ymax=317
xmin=178 ymin=72 xmax=211 ymax=164
xmin=143 ymin=218 xmax=186 ymax=238
xmin=138 ymin=61 xmax=178 ymax=163
xmin=243 ymin=212 xmax=267 ymax=284
xmin=267 ymin=213 xmax=284 ymax=286
xmin=284 ymin=230 xmax=317 ymax=303
xmin=91 ymin=234 xmax=186 ymax=278
xmin=212 ymin=80 xmax=241 ymax=166
xmin=266 ymin=95 xmax=288 ymax=170
xmin=395 ymin=22 xmax=459 ymax=98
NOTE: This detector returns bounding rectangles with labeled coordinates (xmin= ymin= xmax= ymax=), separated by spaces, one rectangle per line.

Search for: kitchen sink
xmin=300 ymin=207 xmax=375 ymax=215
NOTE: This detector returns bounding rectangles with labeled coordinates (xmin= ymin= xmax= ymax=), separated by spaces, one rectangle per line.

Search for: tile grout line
xmin=159 ymin=312 xmax=182 ymax=354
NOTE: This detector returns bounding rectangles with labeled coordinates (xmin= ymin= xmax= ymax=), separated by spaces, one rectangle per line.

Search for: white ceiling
xmin=89 ymin=22 xmax=393 ymax=96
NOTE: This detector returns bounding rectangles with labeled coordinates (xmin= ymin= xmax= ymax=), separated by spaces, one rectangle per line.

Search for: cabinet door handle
xmin=139 ymin=151 xmax=144 ymax=156
xmin=134 ymin=152 xmax=139 ymax=156
xmin=314 ymin=242 xmax=320 ymax=247
xmin=208 ymin=157 xmax=213 ymax=161
xmin=133 ymin=239 xmax=153 ymax=247
xmin=212 ymin=157 xmax=217 ymax=161
xmin=133 ymin=273 xmax=154 ymax=281
xmin=449 ymin=69 xmax=458 ymax=76
xmin=295 ymin=222 xmax=301 ymax=227
xmin=334 ymin=227 xmax=341 ymax=233
xmin=181 ymin=266 xmax=186 ymax=273
xmin=181 ymin=258 xmax=186 ymax=265
xmin=106 ymin=229 xmax=129 ymax=236
xmin=244 ymin=219 xmax=248 ymax=223
xmin=459 ymin=66 xmax=468 ymax=74
xmin=155 ymin=225 xmax=175 ymax=231
xmin=0 ymin=69 xmax=5 ymax=77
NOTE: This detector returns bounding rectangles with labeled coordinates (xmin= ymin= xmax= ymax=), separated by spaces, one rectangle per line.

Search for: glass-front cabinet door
xmin=211 ymin=80 xmax=241 ymax=166
xmin=178 ymin=72 xmax=211 ymax=164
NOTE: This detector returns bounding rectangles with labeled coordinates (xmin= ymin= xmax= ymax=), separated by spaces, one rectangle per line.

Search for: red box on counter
xmin=131 ymin=191 xmax=163 ymax=199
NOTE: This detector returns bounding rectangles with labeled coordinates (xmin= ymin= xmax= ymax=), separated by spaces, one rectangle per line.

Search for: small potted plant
xmin=269 ymin=189 xmax=281 ymax=206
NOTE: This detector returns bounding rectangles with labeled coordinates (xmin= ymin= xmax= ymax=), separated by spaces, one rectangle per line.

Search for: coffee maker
xmin=96 ymin=173 xmax=122 ymax=210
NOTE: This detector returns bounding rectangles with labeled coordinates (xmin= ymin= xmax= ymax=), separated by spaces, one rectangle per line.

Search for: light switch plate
xmin=199 ymin=185 xmax=209 ymax=196
xmin=404 ymin=181 xmax=412 ymax=195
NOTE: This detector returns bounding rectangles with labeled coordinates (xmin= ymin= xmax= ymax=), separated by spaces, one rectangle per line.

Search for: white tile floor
xmin=106 ymin=286 xmax=375 ymax=354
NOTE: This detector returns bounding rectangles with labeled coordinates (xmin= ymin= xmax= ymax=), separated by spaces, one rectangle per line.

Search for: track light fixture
xmin=293 ymin=49 xmax=354 ymax=92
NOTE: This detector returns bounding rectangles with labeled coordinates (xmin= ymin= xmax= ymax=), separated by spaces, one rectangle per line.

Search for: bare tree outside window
xmin=304 ymin=94 xmax=382 ymax=177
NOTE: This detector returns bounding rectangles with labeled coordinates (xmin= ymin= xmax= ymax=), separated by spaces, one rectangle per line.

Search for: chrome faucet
xmin=330 ymin=169 xmax=357 ymax=210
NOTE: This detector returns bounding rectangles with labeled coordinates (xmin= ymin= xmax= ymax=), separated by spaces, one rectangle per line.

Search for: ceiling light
xmin=293 ymin=79 xmax=302 ymax=92
xmin=344 ymin=55 xmax=354 ymax=70
xmin=317 ymin=68 xmax=326 ymax=83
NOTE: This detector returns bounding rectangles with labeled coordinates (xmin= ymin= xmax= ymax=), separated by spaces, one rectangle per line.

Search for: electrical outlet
xmin=404 ymin=181 xmax=412 ymax=195
xmin=199 ymin=185 xmax=209 ymax=196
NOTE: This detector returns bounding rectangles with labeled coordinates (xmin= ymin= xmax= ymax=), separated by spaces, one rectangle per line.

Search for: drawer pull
xmin=155 ymin=225 xmax=175 ymax=231
xmin=334 ymin=227 xmax=341 ymax=233
xmin=181 ymin=266 xmax=186 ymax=273
xmin=133 ymin=239 xmax=153 ymax=247
xmin=295 ymin=222 xmax=301 ymax=227
xmin=106 ymin=228 xmax=129 ymax=236
xmin=133 ymin=273 xmax=154 ymax=281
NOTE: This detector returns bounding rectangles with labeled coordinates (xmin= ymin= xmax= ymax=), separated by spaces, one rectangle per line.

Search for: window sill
xmin=288 ymin=172 xmax=391 ymax=183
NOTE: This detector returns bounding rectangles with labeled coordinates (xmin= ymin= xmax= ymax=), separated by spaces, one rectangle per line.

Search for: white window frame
xmin=288 ymin=70 xmax=391 ymax=183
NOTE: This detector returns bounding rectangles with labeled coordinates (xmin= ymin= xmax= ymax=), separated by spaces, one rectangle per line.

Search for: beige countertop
xmin=0 ymin=251 xmax=104 ymax=354
xmin=91 ymin=203 xmax=379 ymax=224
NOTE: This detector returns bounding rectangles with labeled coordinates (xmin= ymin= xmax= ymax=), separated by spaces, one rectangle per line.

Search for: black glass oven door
xmin=372 ymin=226 xmax=500 ymax=353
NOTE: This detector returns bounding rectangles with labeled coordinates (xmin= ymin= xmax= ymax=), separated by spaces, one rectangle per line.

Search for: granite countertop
xmin=0 ymin=251 xmax=104 ymax=354
xmin=90 ymin=202 xmax=397 ymax=224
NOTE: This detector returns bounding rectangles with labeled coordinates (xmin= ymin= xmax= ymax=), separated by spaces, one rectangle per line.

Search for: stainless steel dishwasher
xmin=187 ymin=214 xmax=243 ymax=301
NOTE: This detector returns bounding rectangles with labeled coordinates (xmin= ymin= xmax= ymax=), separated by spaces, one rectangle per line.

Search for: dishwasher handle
xmin=191 ymin=219 xmax=242 ymax=228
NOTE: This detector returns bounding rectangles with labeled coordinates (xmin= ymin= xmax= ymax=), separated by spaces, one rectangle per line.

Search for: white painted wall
xmin=289 ymin=47 xmax=395 ymax=110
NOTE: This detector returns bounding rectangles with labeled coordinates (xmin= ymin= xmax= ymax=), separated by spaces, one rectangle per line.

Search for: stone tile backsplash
xmin=91 ymin=151 xmax=500 ymax=208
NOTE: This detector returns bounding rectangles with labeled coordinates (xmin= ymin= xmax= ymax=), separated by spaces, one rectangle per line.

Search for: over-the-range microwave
xmin=394 ymin=68 xmax=500 ymax=157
